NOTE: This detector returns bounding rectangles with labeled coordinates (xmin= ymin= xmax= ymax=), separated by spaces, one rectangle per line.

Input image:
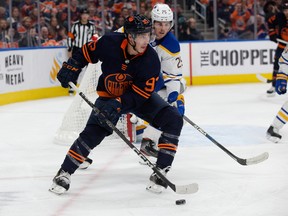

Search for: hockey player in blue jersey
xmin=139 ymin=3 xmax=186 ymax=159
xmin=266 ymin=45 xmax=288 ymax=142
xmin=49 ymin=14 xmax=184 ymax=195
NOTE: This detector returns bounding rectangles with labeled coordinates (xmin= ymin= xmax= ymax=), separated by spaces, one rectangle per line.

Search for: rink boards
xmin=0 ymin=40 xmax=276 ymax=105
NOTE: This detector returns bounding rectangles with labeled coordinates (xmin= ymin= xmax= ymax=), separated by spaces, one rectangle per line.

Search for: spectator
xmin=17 ymin=16 xmax=32 ymax=36
xmin=18 ymin=27 xmax=39 ymax=47
xmin=247 ymin=14 xmax=267 ymax=39
xmin=6 ymin=7 xmax=21 ymax=28
xmin=179 ymin=17 xmax=204 ymax=41
xmin=217 ymin=0 xmax=234 ymax=24
xmin=6 ymin=7 xmax=22 ymax=42
xmin=111 ymin=16 xmax=125 ymax=32
xmin=0 ymin=6 xmax=8 ymax=20
xmin=98 ymin=9 xmax=113 ymax=34
xmin=118 ymin=6 xmax=129 ymax=19
xmin=40 ymin=26 xmax=50 ymax=44
xmin=29 ymin=8 xmax=40 ymax=28
xmin=59 ymin=0 xmax=81 ymax=29
xmin=20 ymin=0 xmax=36 ymax=17
xmin=56 ymin=26 xmax=68 ymax=46
xmin=230 ymin=2 xmax=251 ymax=38
xmin=218 ymin=25 xmax=239 ymax=40
xmin=49 ymin=16 xmax=62 ymax=39
xmin=0 ymin=18 xmax=10 ymax=48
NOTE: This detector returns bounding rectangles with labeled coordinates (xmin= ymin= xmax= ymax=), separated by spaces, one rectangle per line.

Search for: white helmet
xmin=151 ymin=3 xmax=174 ymax=27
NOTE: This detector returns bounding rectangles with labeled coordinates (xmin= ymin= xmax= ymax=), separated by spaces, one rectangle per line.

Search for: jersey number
xmin=145 ymin=77 xmax=157 ymax=92
xmin=176 ymin=57 xmax=183 ymax=68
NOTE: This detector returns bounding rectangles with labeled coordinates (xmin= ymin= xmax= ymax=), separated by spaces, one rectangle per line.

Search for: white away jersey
xmin=150 ymin=32 xmax=184 ymax=96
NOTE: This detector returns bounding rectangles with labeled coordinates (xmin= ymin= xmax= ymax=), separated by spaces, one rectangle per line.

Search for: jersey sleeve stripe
xmin=82 ymin=44 xmax=92 ymax=63
xmin=132 ymin=84 xmax=150 ymax=99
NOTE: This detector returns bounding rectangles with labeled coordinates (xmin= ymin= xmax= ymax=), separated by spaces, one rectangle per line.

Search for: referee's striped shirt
xmin=67 ymin=20 xmax=96 ymax=51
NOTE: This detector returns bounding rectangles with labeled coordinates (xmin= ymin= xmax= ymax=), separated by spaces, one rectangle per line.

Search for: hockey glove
xmin=57 ymin=58 xmax=81 ymax=88
xmin=176 ymin=94 xmax=185 ymax=116
xmin=275 ymin=72 xmax=288 ymax=95
xmin=167 ymin=91 xmax=179 ymax=104
xmin=96 ymin=98 xmax=122 ymax=131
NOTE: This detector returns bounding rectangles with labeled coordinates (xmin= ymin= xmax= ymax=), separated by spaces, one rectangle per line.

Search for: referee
xmin=67 ymin=8 xmax=97 ymax=94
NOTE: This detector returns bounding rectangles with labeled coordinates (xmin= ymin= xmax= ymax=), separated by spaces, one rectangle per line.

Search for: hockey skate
xmin=266 ymin=126 xmax=282 ymax=143
xmin=146 ymin=166 xmax=170 ymax=194
xmin=266 ymin=86 xmax=275 ymax=97
xmin=139 ymin=138 xmax=158 ymax=165
xmin=140 ymin=138 xmax=158 ymax=158
xmin=49 ymin=169 xmax=71 ymax=195
xmin=78 ymin=157 xmax=93 ymax=169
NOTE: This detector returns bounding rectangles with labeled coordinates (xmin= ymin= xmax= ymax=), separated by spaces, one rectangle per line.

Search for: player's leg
xmin=139 ymin=88 xmax=167 ymax=158
xmin=146 ymin=106 xmax=183 ymax=193
xmin=49 ymin=98 xmax=119 ymax=194
xmin=266 ymin=100 xmax=288 ymax=143
xmin=140 ymin=124 xmax=161 ymax=158
xmin=136 ymin=93 xmax=183 ymax=193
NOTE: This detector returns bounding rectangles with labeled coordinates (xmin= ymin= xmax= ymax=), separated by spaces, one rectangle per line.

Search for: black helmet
xmin=80 ymin=8 xmax=89 ymax=14
xmin=124 ymin=14 xmax=152 ymax=37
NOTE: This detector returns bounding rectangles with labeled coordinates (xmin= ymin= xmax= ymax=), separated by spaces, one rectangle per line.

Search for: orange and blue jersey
xmin=73 ymin=32 xmax=161 ymax=112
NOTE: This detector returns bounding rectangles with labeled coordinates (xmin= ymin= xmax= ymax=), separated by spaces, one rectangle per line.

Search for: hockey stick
xmin=183 ymin=115 xmax=269 ymax=166
xmin=256 ymin=73 xmax=273 ymax=83
xmin=276 ymin=38 xmax=288 ymax=45
xmin=68 ymin=82 xmax=198 ymax=194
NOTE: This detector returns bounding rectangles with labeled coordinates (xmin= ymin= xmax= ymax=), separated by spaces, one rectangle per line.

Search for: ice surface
xmin=0 ymin=83 xmax=287 ymax=216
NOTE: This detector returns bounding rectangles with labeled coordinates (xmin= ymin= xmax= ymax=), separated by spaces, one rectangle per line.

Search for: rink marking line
xmin=51 ymin=146 xmax=130 ymax=216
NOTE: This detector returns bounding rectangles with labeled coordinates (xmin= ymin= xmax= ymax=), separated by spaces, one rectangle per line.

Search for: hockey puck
xmin=175 ymin=199 xmax=186 ymax=205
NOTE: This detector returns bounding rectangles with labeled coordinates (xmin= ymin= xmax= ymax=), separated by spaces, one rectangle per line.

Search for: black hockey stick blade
xmin=183 ymin=115 xmax=269 ymax=166
xmin=256 ymin=73 xmax=273 ymax=83
xmin=69 ymin=82 xmax=198 ymax=194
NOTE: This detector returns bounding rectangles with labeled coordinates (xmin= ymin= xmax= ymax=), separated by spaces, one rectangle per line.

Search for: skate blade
xmin=266 ymin=92 xmax=276 ymax=97
xmin=79 ymin=161 xmax=91 ymax=169
xmin=146 ymin=182 xmax=165 ymax=194
xmin=266 ymin=134 xmax=280 ymax=143
xmin=49 ymin=183 xmax=68 ymax=195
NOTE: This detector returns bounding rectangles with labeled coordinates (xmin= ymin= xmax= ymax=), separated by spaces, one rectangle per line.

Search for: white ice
xmin=0 ymin=83 xmax=287 ymax=216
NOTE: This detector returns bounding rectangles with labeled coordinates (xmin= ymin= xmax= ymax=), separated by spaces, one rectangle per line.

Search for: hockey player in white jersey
xmin=266 ymin=45 xmax=288 ymax=143
xmin=140 ymin=4 xmax=185 ymax=178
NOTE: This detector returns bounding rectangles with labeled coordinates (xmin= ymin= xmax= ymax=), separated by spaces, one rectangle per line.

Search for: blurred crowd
xmin=0 ymin=0 xmax=284 ymax=48
xmin=181 ymin=0 xmax=283 ymax=40
xmin=0 ymin=0 xmax=159 ymax=48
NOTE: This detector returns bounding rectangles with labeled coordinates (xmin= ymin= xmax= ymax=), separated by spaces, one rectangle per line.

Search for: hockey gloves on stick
xmin=275 ymin=72 xmax=288 ymax=95
xmin=57 ymin=58 xmax=81 ymax=88
xmin=95 ymin=98 xmax=122 ymax=132
xmin=176 ymin=94 xmax=185 ymax=116
xmin=168 ymin=91 xmax=185 ymax=116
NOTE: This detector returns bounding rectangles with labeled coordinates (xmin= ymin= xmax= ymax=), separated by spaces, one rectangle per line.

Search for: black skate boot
xmin=140 ymin=138 xmax=158 ymax=158
xmin=266 ymin=126 xmax=282 ymax=143
xmin=146 ymin=166 xmax=170 ymax=194
xmin=49 ymin=169 xmax=71 ymax=195
xmin=79 ymin=157 xmax=93 ymax=169
xmin=266 ymin=86 xmax=275 ymax=97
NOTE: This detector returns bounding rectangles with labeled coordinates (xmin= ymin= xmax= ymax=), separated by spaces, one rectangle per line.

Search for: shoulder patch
xmin=159 ymin=32 xmax=180 ymax=54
